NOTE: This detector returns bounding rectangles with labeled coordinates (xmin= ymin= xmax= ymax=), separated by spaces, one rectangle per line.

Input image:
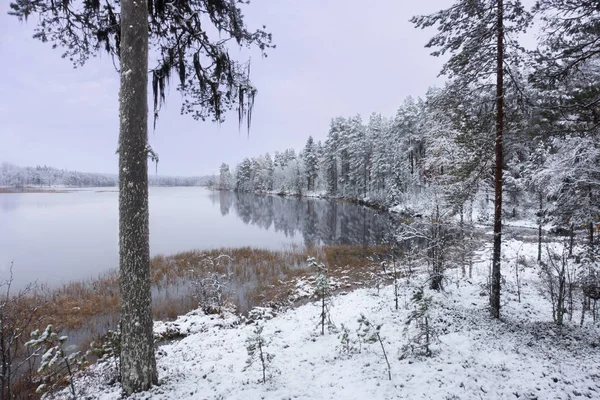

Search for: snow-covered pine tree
xmin=356 ymin=314 xmax=391 ymax=380
xmin=412 ymin=0 xmax=532 ymax=318
xmin=309 ymin=257 xmax=334 ymax=335
xmin=323 ymin=118 xmax=345 ymax=196
xmin=401 ymin=287 xmax=438 ymax=359
xmin=368 ymin=113 xmax=391 ymax=202
xmin=243 ymin=324 xmax=275 ymax=384
xmin=303 ymin=136 xmax=319 ymax=192
xmin=531 ymin=0 xmax=600 ymax=131
xmin=9 ymin=0 xmax=273 ymax=392
xmin=236 ymin=158 xmax=253 ymax=192
xmin=219 ymin=163 xmax=232 ymax=190
xmin=346 ymin=115 xmax=368 ymax=199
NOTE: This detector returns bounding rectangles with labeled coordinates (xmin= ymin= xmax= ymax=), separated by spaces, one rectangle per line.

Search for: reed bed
xmin=9 ymin=245 xmax=389 ymax=352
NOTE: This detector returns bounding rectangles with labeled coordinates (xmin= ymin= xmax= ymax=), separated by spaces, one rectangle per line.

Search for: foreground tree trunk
xmin=490 ymin=0 xmax=504 ymax=319
xmin=118 ymin=0 xmax=157 ymax=393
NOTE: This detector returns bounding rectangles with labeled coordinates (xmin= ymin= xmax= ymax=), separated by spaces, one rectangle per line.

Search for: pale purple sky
xmin=0 ymin=0 xmax=450 ymax=176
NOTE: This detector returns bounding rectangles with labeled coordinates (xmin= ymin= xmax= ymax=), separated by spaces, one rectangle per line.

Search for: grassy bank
xmin=13 ymin=245 xmax=390 ymax=346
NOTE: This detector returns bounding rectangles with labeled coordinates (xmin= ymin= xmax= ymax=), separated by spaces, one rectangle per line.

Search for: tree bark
xmin=118 ymin=0 xmax=157 ymax=393
xmin=490 ymin=0 xmax=504 ymax=319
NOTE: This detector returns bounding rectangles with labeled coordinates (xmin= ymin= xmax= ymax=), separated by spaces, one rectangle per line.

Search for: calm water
xmin=0 ymin=187 xmax=393 ymax=290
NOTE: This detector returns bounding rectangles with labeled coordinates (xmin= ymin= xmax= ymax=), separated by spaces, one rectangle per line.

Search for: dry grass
xmin=243 ymin=244 xmax=392 ymax=308
xmin=15 ymin=245 xmax=388 ymax=332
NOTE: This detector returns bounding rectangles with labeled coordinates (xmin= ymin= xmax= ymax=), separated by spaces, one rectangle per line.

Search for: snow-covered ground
xmin=64 ymin=239 xmax=600 ymax=399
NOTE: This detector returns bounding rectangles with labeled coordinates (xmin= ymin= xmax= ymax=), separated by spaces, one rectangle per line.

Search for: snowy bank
xmin=63 ymin=239 xmax=600 ymax=399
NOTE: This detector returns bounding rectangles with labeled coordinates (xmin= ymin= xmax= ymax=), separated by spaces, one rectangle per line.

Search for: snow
xmin=60 ymin=239 xmax=600 ymax=399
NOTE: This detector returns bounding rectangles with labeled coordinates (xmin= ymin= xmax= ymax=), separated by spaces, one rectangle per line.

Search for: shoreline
xmin=0 ymin=187 xmax=72 ymax=194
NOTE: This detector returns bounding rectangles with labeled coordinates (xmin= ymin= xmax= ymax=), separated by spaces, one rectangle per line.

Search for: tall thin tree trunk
xmin=538 ymin=191 xmax=543 ymax=262
xmin=569 ymin=223 xmax=575 ymax=257
xmin=590 ymin=221 xmax=594 ymax=250
xmin=119 ymin=0 xmax=157 ymax=394
xmin=490 ymin=0 xmax=504 ymax=319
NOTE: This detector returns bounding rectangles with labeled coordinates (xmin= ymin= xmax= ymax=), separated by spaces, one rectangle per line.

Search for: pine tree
xmin=9 ymin=0 xmax=272 ymax=393
xmin=303 ymin=136 xmax=319 ymax=191
xmin=309 ymin=257 xmax=334 ymax=335
xmin=346 ymin=115 xmax=368 ymax=199
xmin=219 ymin=163 xmax=232 ymax=190
xmin=236 ymin=158 xmax=253 ymax=192
xmin=243 ymin=324 xmax=275 ymax=384
xmin=532 ymin=0 xmax=600 ymax=99
xmin=368 ymin=113 xmax=390 ymax=199
xmin=412 ymin=0 xmax=531 ymax=318
xmin=323 ymin=118 xmax=345 ymax=196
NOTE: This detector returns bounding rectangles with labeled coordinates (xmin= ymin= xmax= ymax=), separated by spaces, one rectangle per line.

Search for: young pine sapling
xmin=401 ymin=287 xmax=438 ymax=359
xmin=243 ymin=324 xmax=275 ymax=384
xmin=309 ymin=257 xmax=335 ymax=335
xmin=514 ymin=244 xmax=524 ymax=303
xmin=90 ymin=328 xmax=121 ymax=384
xmin=357 ymin=314 xmax=391 ymax=380
xmin=377 ymin=239 xmax=402 ymax=310
xmin=337 ymin=323 xmax=361 ymax=357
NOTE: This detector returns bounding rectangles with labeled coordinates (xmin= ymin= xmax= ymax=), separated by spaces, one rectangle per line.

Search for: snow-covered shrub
xmin=574 ymin=246 xmax=600 ymax=325
xmin=0 ymin=265 xmax=39 ymax=399
xmin=243 ymin=324 xmax=276 ymax=384
xmin=89 ymin=329 xmax=121 ymax=384
xmin=538 ymin=244 xmax=574 ymax=326
xmin=309 ymin=257 xmax=335 ymax=335
xmin=395 ymin=205 xmax=459 ymax=292
xmin=356 ymin=314 xmax=391 ymax=380
xmin=401 ymin=287 xmax=438 ymax=359
xmin=336 ymin=323 xmax=360 ymax=357
xmin=189 ymin=255 xmax=235 ymax=315
xmin=194 ymin=272 xmax=233 ymax=314
xmin=26 ymin=325 xmax=86 ymax=397
xmin=246 ymin=306 xmax=276 ymax=323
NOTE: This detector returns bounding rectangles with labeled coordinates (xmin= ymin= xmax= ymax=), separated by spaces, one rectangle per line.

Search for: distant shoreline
xmin=0 ymin=187 xmax=71 ymax=194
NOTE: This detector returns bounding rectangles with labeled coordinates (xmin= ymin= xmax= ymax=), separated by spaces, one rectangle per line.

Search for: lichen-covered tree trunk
xmin=118 ymin=0 xmax=157 ymax=393
xmin=490 ymin=0 xmax=504 ymax=319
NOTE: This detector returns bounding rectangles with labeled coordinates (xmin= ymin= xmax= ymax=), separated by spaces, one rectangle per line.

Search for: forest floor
xmin=59 ymin=238 xmax=600 ymax=399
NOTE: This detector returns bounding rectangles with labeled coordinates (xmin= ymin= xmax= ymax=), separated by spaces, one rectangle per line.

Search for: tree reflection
xmin=218 ymin=191 xmax=395 ymax=246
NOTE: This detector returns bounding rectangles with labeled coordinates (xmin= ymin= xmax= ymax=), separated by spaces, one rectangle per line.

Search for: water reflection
xmin=215 ymin=191 xmax=395 ymax=247
xmin=2 ymin=188 xmax=397 ymax=291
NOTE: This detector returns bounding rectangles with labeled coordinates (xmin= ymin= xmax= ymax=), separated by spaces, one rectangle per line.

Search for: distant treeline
xmin=0 ymin=163 xmax=210 ymax=188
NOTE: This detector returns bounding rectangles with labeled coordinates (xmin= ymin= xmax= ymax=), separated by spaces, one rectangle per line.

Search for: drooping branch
xmin=9 ymin=0 xmax=274 ymax=130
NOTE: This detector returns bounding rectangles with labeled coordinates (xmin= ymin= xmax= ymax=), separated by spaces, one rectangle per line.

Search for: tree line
xmin=0 ymin=163 xmax=209 ymax=188
xmin=219 ymin=0 xmax=599 ymax=245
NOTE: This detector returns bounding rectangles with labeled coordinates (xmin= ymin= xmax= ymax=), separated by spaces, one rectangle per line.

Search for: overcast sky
xmin=0 ymin=0 xmax=452 ymax=176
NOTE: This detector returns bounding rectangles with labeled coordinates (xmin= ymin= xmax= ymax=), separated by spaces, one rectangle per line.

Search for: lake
xmin=0 ymin=187 xmax=394 ymax=290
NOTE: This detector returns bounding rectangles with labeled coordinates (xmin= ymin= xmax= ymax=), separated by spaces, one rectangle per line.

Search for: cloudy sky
xmin=0 ymin=0 xmax=451 ymax=176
